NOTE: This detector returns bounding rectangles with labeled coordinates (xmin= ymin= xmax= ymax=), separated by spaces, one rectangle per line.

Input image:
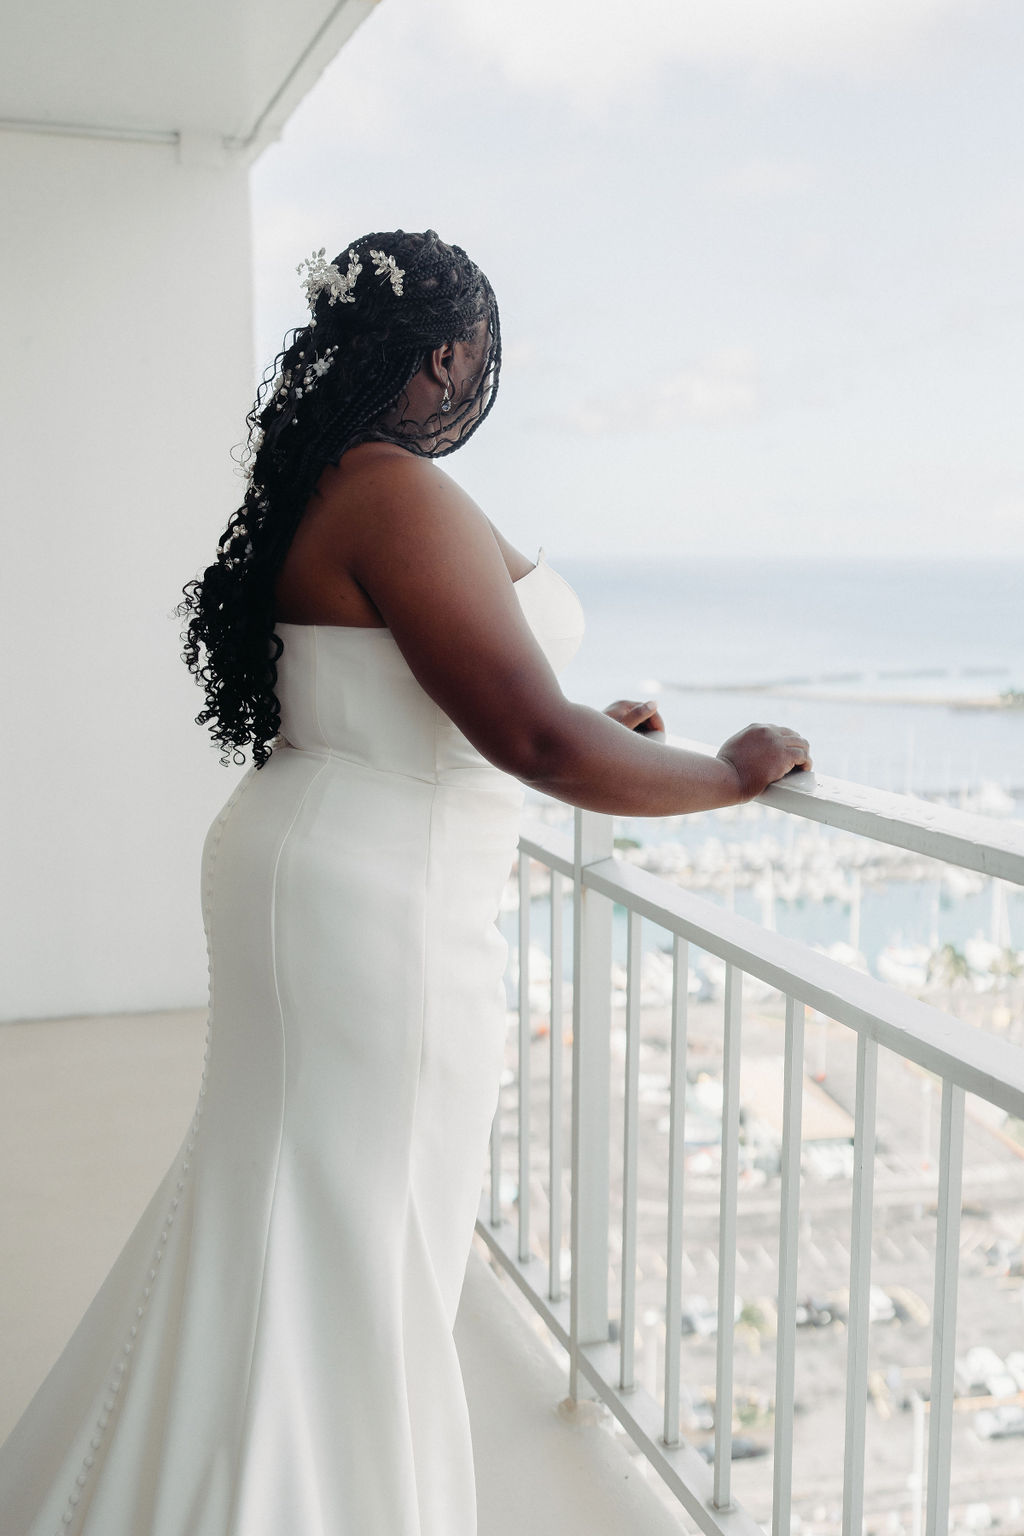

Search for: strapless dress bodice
xmin=272 ymin=550 xmax=584 ymax=789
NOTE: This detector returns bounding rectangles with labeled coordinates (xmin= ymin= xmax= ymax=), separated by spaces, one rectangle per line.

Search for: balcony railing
xmin=476 ymin=745 xmax=1024 ymax=1536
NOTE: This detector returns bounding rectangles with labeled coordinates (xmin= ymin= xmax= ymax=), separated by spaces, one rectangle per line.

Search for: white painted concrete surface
xmin=1 ymin=131 xmax=253 ymax=1021
xmin=1 ymin=0 xmax=380 ymax=1023
xmin=456 ymin=1254 xmax=689 ymax=1536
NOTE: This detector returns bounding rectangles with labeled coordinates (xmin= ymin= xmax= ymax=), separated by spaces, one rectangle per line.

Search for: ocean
xmin=550 ymin=555 xmax=1024 ymax=795
xmin=510 ymin=557 xmax=1024 ymax=981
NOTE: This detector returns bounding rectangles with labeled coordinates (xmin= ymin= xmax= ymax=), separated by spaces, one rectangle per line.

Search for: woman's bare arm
xmin=321 ymin=456 xmax=810 ymax=816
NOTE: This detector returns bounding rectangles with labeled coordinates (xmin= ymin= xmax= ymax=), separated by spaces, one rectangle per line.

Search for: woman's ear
xmin=426 ymin=341 xmax=455 ymax=386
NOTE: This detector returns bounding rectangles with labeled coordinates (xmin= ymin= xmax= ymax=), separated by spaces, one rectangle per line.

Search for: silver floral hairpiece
xmin=237 ymin=344 xmax=342 ymax=478
xmin=297 ymin=248 xmax=363 ymax=311
xmin=217 ymin=511 xmax=254 ymax=566
xmin=368 ymin=249 xmax=405 ymax=296
xmin=296 ymin=245 xmax=406 ymax=315
xmin=267 ymin=345 xmax=340 ymax=412
xmin=238 ymin=244 xmax=409 ymax=482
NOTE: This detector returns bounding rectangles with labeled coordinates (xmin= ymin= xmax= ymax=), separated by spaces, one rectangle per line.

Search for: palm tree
xmin=927 ymin=943 xmax=970 ymax=988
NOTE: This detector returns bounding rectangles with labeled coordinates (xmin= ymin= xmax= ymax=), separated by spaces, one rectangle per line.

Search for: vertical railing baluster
xmin=620 ymin=908 xmax=642 ymax=1390
xmin=663 ymin=935 xmax=689 ymax=1447
xmin=842 ymin=1031 xmax=879 ymax=1536
xmin=926 ymin=1080 xmax=965 ymax=1536
xmin=714 ymin=962 xmax=743 ymax=1511
xmin=569 ymin=808 xmax=614 ymax=1401
xmin=518 ymin=852 xmax=531 ymax=1262
xmin=489 ymin=866 xmax=506 ymax=1229
xmin=773 ymin=994 xmax=805 ymax=1536
xmin=491 ymin=1099 xmax=503 ymax=1228
xmin=549 ymin=869 xmax=564 ymax=1302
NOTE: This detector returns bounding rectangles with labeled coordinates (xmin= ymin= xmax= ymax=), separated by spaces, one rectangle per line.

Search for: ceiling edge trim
xmin=0 ymin=0 xmax=379 ymax=162
xmin=0 ymin=117 xmax=179 ymax=146
xmin=233 ymin=0 xmax=379 ymax=157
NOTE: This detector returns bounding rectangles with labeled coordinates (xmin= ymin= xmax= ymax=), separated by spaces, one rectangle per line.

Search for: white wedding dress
xmin=0 ymin=552 xmax=584 ymax=1536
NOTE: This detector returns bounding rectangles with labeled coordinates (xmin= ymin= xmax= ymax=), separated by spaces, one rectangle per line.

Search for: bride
xmin=0 ymin=229 xmax=810 ymax=1535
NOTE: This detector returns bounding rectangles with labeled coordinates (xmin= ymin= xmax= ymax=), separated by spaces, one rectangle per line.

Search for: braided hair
xmin=177 ymin=229 xmax=501 ymax=768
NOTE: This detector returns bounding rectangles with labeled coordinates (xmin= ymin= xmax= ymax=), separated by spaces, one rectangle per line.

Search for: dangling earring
xmin=440 ymin=382 xmax=452 ymax=414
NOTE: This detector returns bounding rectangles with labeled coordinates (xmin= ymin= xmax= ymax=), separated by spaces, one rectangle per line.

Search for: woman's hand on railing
xmin=715 ymin=722 xmax=813 ymax=800
xmin=603 ymin=698 xmax=666 ymax=737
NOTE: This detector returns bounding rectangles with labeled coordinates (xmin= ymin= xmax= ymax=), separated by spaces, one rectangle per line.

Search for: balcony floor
xmin=0 ymin=1008 xmax=685 ymax=1535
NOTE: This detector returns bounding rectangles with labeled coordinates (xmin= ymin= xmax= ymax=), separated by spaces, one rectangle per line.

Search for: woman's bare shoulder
xmin=315 ymin=446 xmax=532 ymax=579
xmin=318 ymin=441 xmax=452 ymax=497
xmin=314 ymin=445 xmax=472 ymax=535
xmin=276 ymin=447 xmax=466 ymax=624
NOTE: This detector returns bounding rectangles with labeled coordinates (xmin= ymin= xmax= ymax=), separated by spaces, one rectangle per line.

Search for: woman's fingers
xmin=716 ymin=722 xmax=814 ymax=797
xmin=637 ymin=707 xmax=667 ymax=735
xmin=603 ymin=699 xmax=666 ymax=733
xmin=773 ymin=726 xmax=812 ymax=773
xmin=782 ymin=728 xmax=812 ymax=768
xmin=758 ymin=722 xmax=812 ymax=768
xmin=604 ymin=698 xmax=644 ymax=724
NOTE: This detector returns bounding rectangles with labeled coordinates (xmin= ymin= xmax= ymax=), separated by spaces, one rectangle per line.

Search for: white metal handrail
xmin=476 ymin=777 xmax=1024 ymax=1536
xmin=670 ymin=734 xmax=1024 ymax=885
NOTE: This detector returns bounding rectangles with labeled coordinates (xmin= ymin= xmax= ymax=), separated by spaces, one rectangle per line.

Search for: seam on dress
xmin=395 ymin=715 xmax=441 ymax=1534
xmin=223 ymin=752 xmax=332 ymax=1536
xmin=311 ymin=626 xmax=327 ymax=751
xmin=280 ymin=746 xmax=461 ymax=790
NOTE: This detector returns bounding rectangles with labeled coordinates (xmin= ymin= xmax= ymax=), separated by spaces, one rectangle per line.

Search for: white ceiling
xmin=0 ymin=0 xmax=377 ymax=152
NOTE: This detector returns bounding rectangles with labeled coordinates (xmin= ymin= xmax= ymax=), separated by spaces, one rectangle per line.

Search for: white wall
xmin=1 ymin=130 xmax=255 ymax=1021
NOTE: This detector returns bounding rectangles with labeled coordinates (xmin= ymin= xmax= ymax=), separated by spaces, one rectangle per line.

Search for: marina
xmin=505 ymin=787 xmax=1024 ymax=1014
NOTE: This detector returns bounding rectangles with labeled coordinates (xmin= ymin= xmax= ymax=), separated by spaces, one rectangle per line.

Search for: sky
xmin=250 ymin=0 xmax=1024 ymax=561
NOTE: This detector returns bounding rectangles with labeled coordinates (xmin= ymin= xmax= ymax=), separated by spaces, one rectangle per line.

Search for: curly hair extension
xmin=177 ymin=230 xmax=501 ymax=768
